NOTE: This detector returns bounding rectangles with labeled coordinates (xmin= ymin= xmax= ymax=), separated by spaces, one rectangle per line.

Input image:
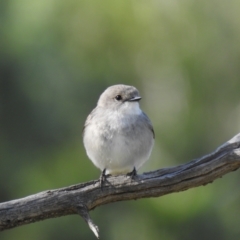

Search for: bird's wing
xmin=142 ymin=112 xmax=155 ymax=139
xmin=82 ymin=107 xmax=97 ymax=137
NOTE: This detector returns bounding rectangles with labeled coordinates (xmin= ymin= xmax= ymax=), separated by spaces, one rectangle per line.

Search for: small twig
xmin=76 ymin=204 xmax=99 ymax=239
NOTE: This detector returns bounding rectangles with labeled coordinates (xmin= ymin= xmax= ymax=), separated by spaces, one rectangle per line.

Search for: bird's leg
xmin=127 ymin=167 xmax=137 ymax=179
xmin=100 ymin=168 xmax=107 ymax=189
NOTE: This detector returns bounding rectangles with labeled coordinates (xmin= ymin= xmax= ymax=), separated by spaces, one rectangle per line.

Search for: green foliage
xmin=1 ymin=0 xmax=240 ymax=239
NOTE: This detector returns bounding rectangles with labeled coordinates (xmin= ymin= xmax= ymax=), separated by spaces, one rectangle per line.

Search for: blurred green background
xmin=1 ymin=0 xmax=240 ymax=239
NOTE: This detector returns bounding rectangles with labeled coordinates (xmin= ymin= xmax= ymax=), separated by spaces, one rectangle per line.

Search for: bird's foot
xmin=100 ymin=168 xmax=107 ymax=190
xmin=127 ymin=167 xmax=137 ymax=179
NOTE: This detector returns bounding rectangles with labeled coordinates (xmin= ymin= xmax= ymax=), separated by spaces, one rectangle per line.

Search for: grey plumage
xmin=83 ymin=84 xmax=154 ymax=175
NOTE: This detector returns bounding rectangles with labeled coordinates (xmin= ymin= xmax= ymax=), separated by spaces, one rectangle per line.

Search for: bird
xmin=83 ymin=84 xmax=154 ymax=186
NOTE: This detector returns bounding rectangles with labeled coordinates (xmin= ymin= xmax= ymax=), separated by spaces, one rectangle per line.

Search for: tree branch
xmin=1 ymin=133 xmax=240 ymax=238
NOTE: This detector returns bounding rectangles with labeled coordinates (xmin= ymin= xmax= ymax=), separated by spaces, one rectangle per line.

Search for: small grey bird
xmin=83 ymin=84 xmax=154 ymax=184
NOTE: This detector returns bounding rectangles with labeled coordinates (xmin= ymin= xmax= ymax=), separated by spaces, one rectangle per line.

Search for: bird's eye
xmin=115 ymin=95 xmax=122 ymax=101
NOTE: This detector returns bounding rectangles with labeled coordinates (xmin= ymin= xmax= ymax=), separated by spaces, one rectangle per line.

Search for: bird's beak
xmin=128 ymin=96 xmax=142 ymax=102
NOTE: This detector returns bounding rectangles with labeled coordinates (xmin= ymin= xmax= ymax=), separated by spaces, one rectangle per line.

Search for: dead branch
xmin=1 ymin=133 xmax=240 ymax=238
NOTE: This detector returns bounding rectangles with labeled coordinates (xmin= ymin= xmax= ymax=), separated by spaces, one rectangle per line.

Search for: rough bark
xmin=1 ymin=133 xmax=240 ymax=238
